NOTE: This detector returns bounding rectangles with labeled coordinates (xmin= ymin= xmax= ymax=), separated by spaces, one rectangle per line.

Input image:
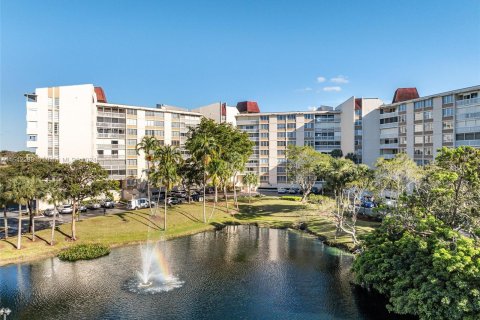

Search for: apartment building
xmin=25 ymin=84 xmax=202 ymax=190
xmin=235 ymin=97 xmax=383 ymax=188
xmin=377 ymin=85 xmax=480 ymax=165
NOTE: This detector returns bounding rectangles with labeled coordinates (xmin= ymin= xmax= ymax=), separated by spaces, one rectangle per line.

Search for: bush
xmin=280 ymin=196 xmax=302 ymax=201
xmin=58 ymin=243 xmax=110 ymax=262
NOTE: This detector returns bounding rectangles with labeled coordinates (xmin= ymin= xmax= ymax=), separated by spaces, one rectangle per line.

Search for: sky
xmin=1 ymin=0 xmax=479 ymax=151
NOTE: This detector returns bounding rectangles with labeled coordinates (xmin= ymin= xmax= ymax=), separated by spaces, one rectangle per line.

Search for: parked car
xmin=44 ymin=208 xmax=59 ymax=217
xmin=190 ymin=193 xmax=203 ymax=202
xmin=79 ymin=205 xmax=87 ymax=212
xmin=361 ymin=201 xmax=375 ymax=208
xmin=60 ymin=205 xmax=73 ymax=214
xmin=167 ymin=197 xmax=183 ymax=205
xmin=127 ymin=198 xmax=151 ymax=210
xmin=102 ymin=199 xmax=115 ymax=209
xmin=277 ymin=188 xmax=287 ymax=194
xmin=288 ymin=188 xmax=297 ymax=194
xmin=87 ymin=202 xmax=101 ymax=210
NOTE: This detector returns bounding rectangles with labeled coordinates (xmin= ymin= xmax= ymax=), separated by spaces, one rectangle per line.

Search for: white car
xmin=277 ymin=188 xmax=287 ymax=194
xmin=60 ymin=205 xmax=73 ymax=214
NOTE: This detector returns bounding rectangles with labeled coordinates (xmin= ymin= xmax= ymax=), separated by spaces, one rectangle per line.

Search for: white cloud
xmin=323 ymin=86 xmax=342 ymax=92
xmin=316 ymin=76 xmax=326 ymax=83
xmin=330 ymin=75 xmax=349 ymax=84
xmin=295 ymin=87 xmax=313 ymax=93
xmin=307 ymin=106 xmax=317 ymax=111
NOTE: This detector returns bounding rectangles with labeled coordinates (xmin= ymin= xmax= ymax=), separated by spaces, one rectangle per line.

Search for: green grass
xmin=0 ymin=199 xmax=379 ymax=265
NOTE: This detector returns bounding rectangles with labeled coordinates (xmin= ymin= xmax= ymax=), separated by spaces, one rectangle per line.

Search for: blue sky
xmin=1 ymin=0 xmax=479 ymax=150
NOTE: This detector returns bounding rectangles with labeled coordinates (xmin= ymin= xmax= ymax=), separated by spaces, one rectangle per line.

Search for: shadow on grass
xmin=113 ymin=212 xmax=162 ymax=231
xmin=0 ymin=238 xmax=17 ymax=249
xmin=235 ymin=203 xmax=307 ymax=220
xmin=170 ymin=207 xmax=203 ymax=223
xmin=30 ymin=234 xmax=50 ymax=246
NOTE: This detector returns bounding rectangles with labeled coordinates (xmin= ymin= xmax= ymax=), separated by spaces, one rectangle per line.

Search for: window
xmin=287 ymin=123 xmax=296 ymax=129
xmin=443 ymin=134 xmax=453 ymax=143
xmin=424 ymin=147 xmax=433 ymax=156
xmin=277 ymin=141 xmax=286 ymax=147
xmin=277 ymin=150 xmax=286 ymax=156
xmin=414 ymin=101 xmax=424 ymax=110
xmin=424 ymin=122 xmax=433 ymax=131
xmin=127 ymin=129 xmax=137 ymax=135
xmin=127 ymin=169 xmax=137 ymax=176
xmin=415 ymin=112 xmax=423 ymax=121
xmin=127 ymin=159 xmax=137 ymax=166
xmin=277 ymin=124 xmax=286 ymax=129
xmin=277 ymin=115 xmax=286 ymax=121
xmin=423 ymin=111 xmax=432 ymax=120
xmin=424 ymin=135 xmax=433 ymax=144
xmin=53 ymin=123 xmax=59 ymax=135
xmin=260 ymin=150 xmax=269 ymax=156
xmin=260 ymin=115 xmax=269 ymax=121
xmin=28 ymin=135 xmax=37 ymax=141
xmin=277 ymin=167 xmax=286 ymax=173
xmin=172 ymin=131 xmax=180 ymax=137
xmin=443 ymin=108 xmax=454 ymax=117
xmin=400 ymin=136 xmax=407 ymax=144
xmin=260 ymin=141 xmax=269 ymax=146
xmin=127 ymin=119 xmax=137 ymax=125
xmin=399 ymin=126 xmax=407 ymax=134
xmin=260 ymin=124 xmax=269 ymax=130
xmin=127 ymin=109 xmax=137 ymax=115
xmin=260 ymin=158 xmax=268 ymax=164
xmin=442 ymin=95 xmax=454 ymax=104
xmin=415 ymin=124 xmax=423 ymax=132
xmin=415 ymin=136 xmax=423 ymax=144
xmin=260 ymin=175 xmax=269 ymax=182
xmin=414 ymin=147 xmax=423 ymax=155
xmin=127 ymin=139 xmax=137 ymax=146
xmin=399 ymin=114 xmax=406 ymax=123
xmin=277 ymin=176 xmax=287 ymax=183
xmin=287 ymin=115 xmax=296 ymax=120
xmin=171 ymin=113 xmax=180 ymax=119
xmin=260 ymin=133 xmax=269 ymax=138
xmin=277 ymin=132 xmax=286 ymax=138
xmin=305 ymin=123 xmax=314 ymax=129
xmin=398 ymin=104 xmax=407 ymax=112
xmin=305 ymin=131 xmax=314 ymax=138
xmin=305 ymin=140 xmax=314 ymax=147
xmin=127 ymin=149 xmax=137 ymax=155
xmin=171 ymin=140 xmax=180 ymax=146
xmin=304 ymin=114 xmax=314 ymax=119
xmin=287 ymin=132 xmax=296 ymax=138
xmin=424 ymin=99 xmax=433 ymax=107
xmin=145 ymin=111 xmax=155 ymax=117
xmin=442 ymin=120 xmax=453 ymax=130
xmin=172 ymin=122 xmax=180 ymax=128
xmin=260 ymin=167 xmax=268 ymax=173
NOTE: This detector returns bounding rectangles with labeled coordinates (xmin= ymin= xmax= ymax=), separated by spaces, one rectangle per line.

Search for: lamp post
xmin=0 ymin=308 xmax=11 ymax=320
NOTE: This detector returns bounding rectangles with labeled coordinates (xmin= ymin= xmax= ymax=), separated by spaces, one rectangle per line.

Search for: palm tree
xmin=188 ymin=133 xmax=217 ymax=224
xmin=151 ymin=145 xmax=182 ymax=230
xmin=207 ymin=158 xmax=225 ymax=220
xmin=5 ymin=176 xmax=35 ymax=250
xmin=45 ymin=180 xmax=64 ymax=245
xmin=243 ymin=173 xmax=259 ymax=203
xmin=229 ymin=152 xmax=248 ymax=211
xmin=136 ymin=136 xmax=160 ymax=210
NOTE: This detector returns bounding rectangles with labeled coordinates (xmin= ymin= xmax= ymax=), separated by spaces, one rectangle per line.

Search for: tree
xmin=345 ymin=152 xmax=359 ymax=164
xmin=150 ymin=145 xmax=182 ymax=230
xmin=186 ymin=119 xmax=219 ymax=224
xmin=243 ymin=173 xmax=259 ymax=203
xmin=178 ymin=159 xmax=203 ymax=204
xmin=45 ymin=179 xmax=65 ymax=245
xmin=0 ymin=167 xmax=13 ymax=239
xmin=5 ymin=176 xmax=36 ymax=249
xmin=136 ymin=136 xmax=159 ymax=210
xmin=353 ymin=215 xmax=480 ymax=320
xmin=286 ymin=145 xmax=330 ymax=202
xmin=60 ymin=160 xmax=118 ymax=240
xmin=330 ymin=149 xmax=343 ymax=158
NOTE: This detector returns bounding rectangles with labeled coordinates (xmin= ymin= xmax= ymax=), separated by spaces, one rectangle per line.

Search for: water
xmin=0 ymin=226 xmax=411 ymax=319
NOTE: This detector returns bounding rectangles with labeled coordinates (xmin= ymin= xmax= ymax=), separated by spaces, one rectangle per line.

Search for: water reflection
xmin=0 ymin=226 xmax=412 ymax=320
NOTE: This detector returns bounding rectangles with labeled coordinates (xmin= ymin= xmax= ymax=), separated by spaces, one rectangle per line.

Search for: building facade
xmin=25 ymin=84 xmax=202 ymax=193
xmin=235 ymin=97 xmax=383 ymax=188
xmin=377 ymin=86 xmax=480 ymax=165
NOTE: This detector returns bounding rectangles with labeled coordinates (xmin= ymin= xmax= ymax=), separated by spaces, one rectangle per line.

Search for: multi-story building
xmin=25 ymin=84 xmax=202 ymax=195
xmin=377 ymin=85 xmax=480 ymax=165
xmin=235 ymin=97 xmax=383 ymax=188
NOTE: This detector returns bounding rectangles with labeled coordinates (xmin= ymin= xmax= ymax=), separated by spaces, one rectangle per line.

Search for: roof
xmin=392 ymin=88 xmax=419 ymax=103
xmin=354 ymin=98 xmax=362 ymax=110
xmin=236 ymin=101 xmax=260 ymax=113
xmin=94 ymin=87 xmax=107 ymax=103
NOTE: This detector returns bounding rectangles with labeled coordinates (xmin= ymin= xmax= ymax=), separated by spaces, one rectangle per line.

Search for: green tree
xmin=150 ymin=145 xmax=182 ymax=230
xmin=286 ymin=145 xmax=330 ymax=202
xmin=353 ymin=215 xmax=480 ymax=320
xmin=136 ymin=136 xmax=160 ymax=209
xmin=45 ymin=179 xmax=65 ymax=245
xmin=5 ymin=176 xmax=36 ymax=249
xmin=59 ymin=160 xmax=119 ymax=240
xmin=0 ymin=167 xmax=13 ymax=239
xmin=345 ymin=152 xmax=359 ymax=164
xmin=243 ymin=173 xmax=259 ymax=203
xmin=178 ymin=158 xmax=203 ymax=203
xmin=330 ymin=149 xmax=343 ymax=158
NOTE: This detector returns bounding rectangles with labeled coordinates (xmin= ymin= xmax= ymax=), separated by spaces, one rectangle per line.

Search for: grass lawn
xmin=0 ymin=198 xmax=379 ymax=266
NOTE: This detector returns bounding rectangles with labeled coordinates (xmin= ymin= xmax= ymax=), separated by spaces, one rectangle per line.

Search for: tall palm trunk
xmin=146 ymin=161 xmax=151 ymax=210
xmin=17 ymin=203 xmax=22 ymax=250
xmin=214 ymin=185 xmax=218 ymax=203
xmin=224 ymin=185 xmax=229 ymax=215
xmin=233 ymin=173 xmax=239 ymax=210
xmin=28 ymin=200 xmax=33 ymax=233
xmin=164 ymin=186 xmax=168 ymax=231
xmin=3 ymin=206 xmax=8 ymax=239
xmin=71 ymin=201 xmax=77 ymax=241
xmin=248 ymin=185 xmax=251 ymax=203
xmin=50 ymin=203 xmax=57 ymax=245
xmin=202 ymin=171 xmax=206 ymax=223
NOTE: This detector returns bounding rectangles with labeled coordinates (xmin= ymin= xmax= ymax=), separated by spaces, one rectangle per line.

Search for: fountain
xmin=125 ymin=242 xmax=184 ymax=294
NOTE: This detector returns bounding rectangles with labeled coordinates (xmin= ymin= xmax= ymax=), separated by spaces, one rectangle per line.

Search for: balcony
xmin=97 ymin=133 xmax=126 ymax=139
xmin=456 ymin=140 xmax=480 ymax=147
xmin=379 ymin=111 xmax=398 ymax=119
xmin=96 ymin=122 xmax=125 ymax=128
xmin=380 ymin=143 xmax=399 ymax=149
xmin=381 ymin=154 xmax=397 ymax=159
xmin=379 ymin=132 xmax=398 ymax=139
xmin=97 ymin=144 xmax=126 ymax=149
xmin=97 ymin=155 xmax=126 ymax=159
xmin=456 ymin=97 xmax=480 ymax=107
xmin=379 ymin=122 xmax=398 ymax=129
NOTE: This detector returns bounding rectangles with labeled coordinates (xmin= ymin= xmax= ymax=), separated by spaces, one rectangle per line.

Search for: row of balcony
xmin=456 ymin=97 xmax=480 ymax=107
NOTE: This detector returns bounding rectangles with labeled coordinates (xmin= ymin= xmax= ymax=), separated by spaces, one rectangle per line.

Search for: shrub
xmin=280 ymin=195 xmax=302 ymax=201
xmin=58 ymin=243 xmax=110 ymax=262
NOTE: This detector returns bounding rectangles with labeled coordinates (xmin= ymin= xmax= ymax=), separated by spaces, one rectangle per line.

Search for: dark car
xmin=361 ymin=201 xmax=375 ymax=208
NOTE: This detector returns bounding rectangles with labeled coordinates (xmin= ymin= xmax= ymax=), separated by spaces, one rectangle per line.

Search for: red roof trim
xmin=392 ymin=88 xmax=419 ymax=103
xmin=236 ymin=101 xmax=260 ymax=113
xmin=94 ymin=87 xmax=107 ymax=103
